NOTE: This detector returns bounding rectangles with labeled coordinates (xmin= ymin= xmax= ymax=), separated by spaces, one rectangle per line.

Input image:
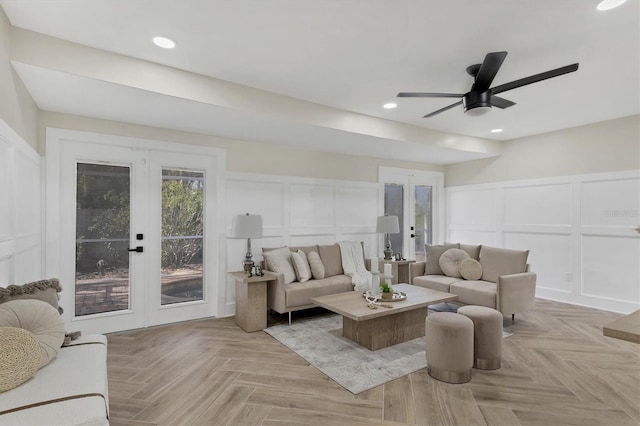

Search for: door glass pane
xmin=384 ymin=184 xmax=404 ymax=258
xmin=161 ymin=169 xmax=204 ymax=305
xmin=414 ymin=185 xmax=433 ymax=261
xmin=75 ymin=163 xmax=130 ymax=316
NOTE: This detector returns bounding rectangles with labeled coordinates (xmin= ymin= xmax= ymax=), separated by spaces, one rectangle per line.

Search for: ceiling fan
xmin=397 ymin=51 xmax=579 ymax=118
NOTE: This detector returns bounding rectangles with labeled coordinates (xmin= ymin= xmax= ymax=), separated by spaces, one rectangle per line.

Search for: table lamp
xmin=377 ymin=215 xmax=399 ymax=260
xmin=231 ymin=213 xmax=263 ymax=273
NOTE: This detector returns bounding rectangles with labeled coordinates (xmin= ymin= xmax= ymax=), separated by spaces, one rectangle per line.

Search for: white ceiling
xmin=2 ymin=0 xmax=639 ymax=164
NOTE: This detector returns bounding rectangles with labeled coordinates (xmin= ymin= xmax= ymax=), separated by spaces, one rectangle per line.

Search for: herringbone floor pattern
xmin=107 ymin=299 xmax=640 ymax=425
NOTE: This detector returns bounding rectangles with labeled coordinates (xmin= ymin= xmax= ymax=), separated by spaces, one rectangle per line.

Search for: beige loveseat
xmin=410 ymin=244 xmax=537 ymax=321
xmin=263 ymin=243 xmax=358 ymax=324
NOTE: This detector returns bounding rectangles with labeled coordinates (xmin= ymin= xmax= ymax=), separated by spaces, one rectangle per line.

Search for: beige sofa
xmin=263 ymin=243 xmax=357 ymax=324
xmin=410 ymin=244 xmax=537 ymax=320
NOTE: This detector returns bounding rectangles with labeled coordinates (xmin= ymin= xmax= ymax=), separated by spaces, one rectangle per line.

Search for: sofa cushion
xmin=0 ymin=334 xmax=109 ymax=425
xmin=291 ymin=250 xmax=311 ymax=283
xmin=450 ymin=280 xmax=497 ymax=308
xmin=439 ymin=248 xmax=470 ymax=278
xmin=412 ymin=275 xmax=460 ymax=293
xmin=0 ymin=327 xmax=41 ymax=393
xmin=307 ymin=251 xmax=325 ymax=280
xmin=289 ymin=245 xmax=319 ymax=256
xmin=0 ymin=278 xmax=64 ymax=314
xmin=460 ymin=244 xmax=481 ymax=260
xmin=0 ymin=299 xmax=66 ymax=368
xmin=287 ymin=275 xmax=352 ymax=308
xmin=479 ymin=246 xmax=529 ymax=283
xmin=459 ymin=258 xmax=483 ymax=280
xmin=424 ymin=243 xmax=459 ymax=275
xmin=318 ymin=244 xmax=343 ymax=277
xmin=263 ymin=247 xmax=296 ymax=284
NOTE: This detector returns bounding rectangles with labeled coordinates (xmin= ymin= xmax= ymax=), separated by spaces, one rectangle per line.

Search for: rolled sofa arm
xmin=409 ymin=262 xmax=426 ymax=284
xmin=265 ymin=271 xmax=287 ymax=314
xmin=497 ymin=272 xmax=537 ymax=315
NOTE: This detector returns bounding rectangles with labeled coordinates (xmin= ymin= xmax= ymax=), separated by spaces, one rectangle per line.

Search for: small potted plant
xmin=380 ymin=282 xmax=393 ymax=300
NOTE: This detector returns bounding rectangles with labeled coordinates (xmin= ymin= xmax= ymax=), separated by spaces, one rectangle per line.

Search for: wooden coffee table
xmin=311 ymin=284 xmax=457 ymax=350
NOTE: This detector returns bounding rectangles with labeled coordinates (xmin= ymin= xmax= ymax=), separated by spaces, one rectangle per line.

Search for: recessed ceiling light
xmin=383 ymin=102 xmax=397 ymax=109
xmin=153 ymin=36 xmax=176 ymax=49
xmin=597 ymin=0 xmax=626 ymax=10
xmin=490 ymin=128 xmax=503 ymax=133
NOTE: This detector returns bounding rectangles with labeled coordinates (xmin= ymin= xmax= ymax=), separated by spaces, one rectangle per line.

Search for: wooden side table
xmin=393 ymin=260 xmax=416 ymax=284
xmin=365 ymin=259 xmax=416 ymax=284
xmin=227 ymin=271 xmax=278 ymax=332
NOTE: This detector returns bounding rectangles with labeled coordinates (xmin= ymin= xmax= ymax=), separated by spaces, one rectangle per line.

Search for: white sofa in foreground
xmin=0 ymin=333 xmax=109 ymax=425
xmin=1 ymin=279 xmax=109 ymax=426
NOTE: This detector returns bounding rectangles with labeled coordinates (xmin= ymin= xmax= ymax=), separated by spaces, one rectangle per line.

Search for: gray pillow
xmin=0 ymin=278 xmax=63 ymax=315
xmin=318 ymin=244 xmax=343 ymax=277
xmin=424 ymin=243 xmax=459 ymax=275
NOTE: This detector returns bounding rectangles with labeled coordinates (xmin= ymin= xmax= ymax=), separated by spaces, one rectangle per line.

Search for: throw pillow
xmin=459 ymin=258 xmax=483 ymax=280
xmin=0 ymin=299 xmax=65 ymax=368
xmin=459 ymin=244 xmax=481 ymax=260
xmin=291 ymin=250 xmax=312 ymax=283
xmin=424 ymin=243 xmax=459 ymax=275
xmin=307 ymin=251 xmax=325 ymax=280
xmin=479 ymin=246 xmax=529 ymax=283
xmin=262 ymin=247 xmax=296 ymax=284
xmin=0 ymin=327 xmax=41 ymax=393
xmin=439 ymin=248 xmax=470 ymax=278
xmin=0 ymin=278 xmax=64 ymax=314
xmin=318 ymin=244 xmax=343 ymax=277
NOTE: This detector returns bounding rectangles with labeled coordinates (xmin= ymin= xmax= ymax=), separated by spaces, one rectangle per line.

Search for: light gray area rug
xmin=265 ymin=314 xmax=427 ymax=394
xmin=265 ymin=309 xmax=514 ymax=394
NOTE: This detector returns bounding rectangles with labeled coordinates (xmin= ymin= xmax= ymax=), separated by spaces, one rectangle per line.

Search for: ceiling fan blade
xmin=397 ymin=92 xmax=463 ymax=98
xmin=423 ymin=101 xmax=462 ymax=118
xmin=492 ymin=63 xmax=579 ymax=95
xmin=491 ymin=95 xmax=516 ymax=109
xmin=472 ymin=51 xmax=508 ymax=92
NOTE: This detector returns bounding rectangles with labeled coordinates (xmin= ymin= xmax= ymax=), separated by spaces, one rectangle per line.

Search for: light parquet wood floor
xmin=107 ymin=299 xmax=640 ymax=426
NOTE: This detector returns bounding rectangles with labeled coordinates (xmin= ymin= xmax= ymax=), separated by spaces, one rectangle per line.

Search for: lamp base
xmin=383 ymin=247 xmax=393 ymax=260
xmin=243 ymin=259 xmax=254 ymax=273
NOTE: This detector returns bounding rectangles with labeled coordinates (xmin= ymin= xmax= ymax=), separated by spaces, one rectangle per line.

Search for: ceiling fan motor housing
xmin=463 ymin=90 xmax=492 ymax=115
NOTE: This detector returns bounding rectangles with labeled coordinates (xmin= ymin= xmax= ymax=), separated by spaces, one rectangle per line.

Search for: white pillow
xmin=291 ymin=250 xmax=311 ymax=283
xmin=307 ymin=251 xmax=325 ymax=280
xmin=263 ymin=247 xmax=296 ymax=284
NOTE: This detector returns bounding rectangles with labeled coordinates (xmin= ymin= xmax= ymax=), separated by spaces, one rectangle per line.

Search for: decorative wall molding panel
xmin=0 ymin=120 xmax=42 ymax=285
xmin=446 ymin=170 xmax=640 ymax=314
xmin=225 ymin=172 xmax=380 ymax=315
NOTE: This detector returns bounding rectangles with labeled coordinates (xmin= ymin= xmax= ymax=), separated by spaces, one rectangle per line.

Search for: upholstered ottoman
xmin=458 ymin=305 xmax=503 ymax=370
xmin=425 ymin=312 xmax=473 ymax=384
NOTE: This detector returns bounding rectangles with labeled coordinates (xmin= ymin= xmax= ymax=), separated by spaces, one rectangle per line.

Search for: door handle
xmin=128 ymin=246 xmax=144 ymax=253
xmin=410 ymin=234 xmax=415 ymax=238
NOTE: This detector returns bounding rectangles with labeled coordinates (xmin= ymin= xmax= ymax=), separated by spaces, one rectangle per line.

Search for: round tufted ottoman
xmin=425 ymin=312 xmax=473 ymax=383
xmin=458 ymin=305 xmax=503 ymax=370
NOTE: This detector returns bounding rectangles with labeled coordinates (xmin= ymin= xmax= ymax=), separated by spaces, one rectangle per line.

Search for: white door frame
xmin=45 ymin=128 xmax=226 ymax=334
xmin=378 ymin=166 xmax=445 ymax=259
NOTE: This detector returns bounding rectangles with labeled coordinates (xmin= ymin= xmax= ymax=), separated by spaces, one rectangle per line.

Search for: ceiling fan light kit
xmin=398 ymin=51 xmax=579 ymax=118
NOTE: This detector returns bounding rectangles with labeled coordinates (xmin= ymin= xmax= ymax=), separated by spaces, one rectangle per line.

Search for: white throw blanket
xmin=338 ymin=241 xmax=373 ymax=291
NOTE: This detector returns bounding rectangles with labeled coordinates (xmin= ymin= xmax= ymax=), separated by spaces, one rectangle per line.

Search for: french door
xmin=57 ymin=140 xmax=218 ymax=334
xmin=379 ymin=167 xmax=444 ymax=261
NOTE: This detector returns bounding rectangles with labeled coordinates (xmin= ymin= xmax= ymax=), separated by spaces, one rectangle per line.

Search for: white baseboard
xmin=536 ymin=288 xmax=639 ymax=314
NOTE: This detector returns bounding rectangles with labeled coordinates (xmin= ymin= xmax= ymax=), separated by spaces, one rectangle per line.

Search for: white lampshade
xmin=376 ymin=215 xmax=399 ymax=234
xmin=231 ymin=213 xmax=263 ymax=238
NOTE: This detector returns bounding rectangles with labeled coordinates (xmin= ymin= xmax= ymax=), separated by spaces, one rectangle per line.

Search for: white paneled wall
xmin=225 ymin=173 xmax=379 ymax=315
xmin=0 ymin=120 xmax=42 ymax=286
xmin=446 ymin=170 xmax=640 ymax=314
